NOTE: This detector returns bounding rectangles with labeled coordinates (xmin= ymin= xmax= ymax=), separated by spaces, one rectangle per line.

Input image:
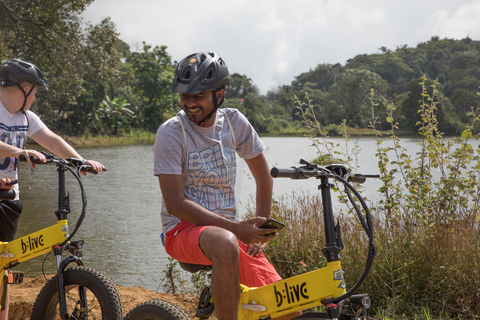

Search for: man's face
xmin=179 ymin=89 xmax=224 ymax=126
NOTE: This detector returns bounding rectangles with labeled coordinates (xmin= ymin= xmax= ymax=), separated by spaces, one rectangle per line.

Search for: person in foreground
xmin=0 ymin=59 xmax=105 ymax=319
xmin=153 ymin=51 xmax=300 ymax=320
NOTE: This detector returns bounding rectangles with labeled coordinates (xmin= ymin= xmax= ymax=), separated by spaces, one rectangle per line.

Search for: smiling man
xmin=153 ymin=52 xmax=300 ymax=320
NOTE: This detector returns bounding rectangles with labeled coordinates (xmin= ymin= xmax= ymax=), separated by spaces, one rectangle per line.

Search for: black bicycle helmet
xmin=172 ymin=52 xmax=230 ymax=126
xmin=172 ymin=51 xmax=229 ymax=94
xmin=0 ymin=59 xmax=48 ymax=112
xmin=0 ymin=59 xmax=48 ymax=90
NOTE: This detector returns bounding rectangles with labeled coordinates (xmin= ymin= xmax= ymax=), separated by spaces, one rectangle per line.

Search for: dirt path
xmin=8 ymin=275 xmax=198 ymax=319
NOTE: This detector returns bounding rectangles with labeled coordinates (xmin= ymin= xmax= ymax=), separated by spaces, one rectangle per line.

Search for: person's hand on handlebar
xmin=18 ymin=149 xmax=47 ymax=169
xmin=0 ymin=178 xmax=12 ymax=189
xmin=81 ymin=159 xmax=105 ymax=176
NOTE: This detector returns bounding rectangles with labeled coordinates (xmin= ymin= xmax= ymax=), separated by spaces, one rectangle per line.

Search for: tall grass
xmin=260 ymin=79 xmax=480 ymax=319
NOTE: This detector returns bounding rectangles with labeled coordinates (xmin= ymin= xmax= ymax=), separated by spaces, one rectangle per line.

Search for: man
xmin=0 ymin=59 xmax=104 ymax=319
xmin=153 ymin=52 xmax=299 ymax=320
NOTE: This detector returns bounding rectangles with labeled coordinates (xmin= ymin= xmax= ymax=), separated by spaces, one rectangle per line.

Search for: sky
xmin=82 ymin=0 xmax=480 ymax=94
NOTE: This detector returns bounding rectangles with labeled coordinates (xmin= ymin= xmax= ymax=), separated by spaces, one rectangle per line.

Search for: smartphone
xmin=259 ymin=219 xmax=285 ymax=235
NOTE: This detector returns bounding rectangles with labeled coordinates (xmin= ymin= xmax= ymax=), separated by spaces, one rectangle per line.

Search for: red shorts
xmin=165 ymin=220 xmax=282 ymax=287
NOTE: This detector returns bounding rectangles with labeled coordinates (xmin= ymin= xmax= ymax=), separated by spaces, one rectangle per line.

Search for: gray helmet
xmin=0 ymin=59 xmax=48 ymax=90
xmin=172 ymin=51 xmax=229 ymax=94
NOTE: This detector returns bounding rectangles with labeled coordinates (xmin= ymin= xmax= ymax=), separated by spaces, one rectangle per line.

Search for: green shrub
xmin=261 ymin=80 xmax=480 ymax=318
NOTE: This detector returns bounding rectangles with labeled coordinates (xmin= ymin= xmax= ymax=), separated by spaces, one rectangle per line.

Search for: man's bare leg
xmin=200 ymin=227 xmax=240 ymax=320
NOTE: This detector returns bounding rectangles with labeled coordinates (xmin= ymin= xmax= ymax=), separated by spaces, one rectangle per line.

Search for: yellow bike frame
xmin=237 ymin=260 xmax=345 ymax=319
xmin=0 ymin=220 xmax=69 ymax=271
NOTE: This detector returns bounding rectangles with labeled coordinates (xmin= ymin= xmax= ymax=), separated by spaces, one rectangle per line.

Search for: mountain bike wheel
xmin=30 ymin=266 xmax=124 ymax=320
xmin=125 ymin=299 xmax=190 ymax=320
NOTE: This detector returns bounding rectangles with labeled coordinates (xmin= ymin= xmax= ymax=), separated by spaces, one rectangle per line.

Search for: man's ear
xmin=216 ymin=89 xmax=225 ymax=103
xmin=20 ymin=81 xmax=31 ymax=93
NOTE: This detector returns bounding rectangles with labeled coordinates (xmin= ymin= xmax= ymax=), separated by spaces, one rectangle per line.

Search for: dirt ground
xmin=8 ymin=275 xmax=198 ymax=319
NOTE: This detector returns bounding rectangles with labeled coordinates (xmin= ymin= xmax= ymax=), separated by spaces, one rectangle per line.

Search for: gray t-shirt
xmin=153 ymin=108 xmax=264 ymax=234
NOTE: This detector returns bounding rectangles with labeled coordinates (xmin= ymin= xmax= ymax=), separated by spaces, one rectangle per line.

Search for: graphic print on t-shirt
xmin=186 ymin=142 xmax=236 ymax=210
xmin=0 ymin=123 xmax=27 ymax=171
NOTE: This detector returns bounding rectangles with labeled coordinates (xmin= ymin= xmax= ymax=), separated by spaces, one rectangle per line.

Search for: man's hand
xmin=233 ymin=217 xmax=278 ymax=257
xmin=81 ymin=160 xmax=105 ymax=176
xmin=18 ymin=150 xmax=46 ymax=169
xmin=0 ymin=178 xmax=12 ymax=189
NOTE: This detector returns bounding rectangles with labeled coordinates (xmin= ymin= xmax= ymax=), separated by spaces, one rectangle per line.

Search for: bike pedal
xmin=7 ymin=271 xmax=24 ymax=284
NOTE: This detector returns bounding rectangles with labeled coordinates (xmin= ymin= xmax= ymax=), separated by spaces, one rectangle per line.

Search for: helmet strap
xmin=16 ymin=83 xmax=35 ymax=111
xmin=198 ymin=90 xmax=224 ymax=127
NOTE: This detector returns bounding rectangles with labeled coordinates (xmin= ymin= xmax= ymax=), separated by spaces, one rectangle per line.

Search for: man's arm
xmin=244 ymin=153 xmax=273 ymax=219
xmin=158 ymin=174 xmax=271 ymax=244
xmin=0 ymin=140 xmax=47 ymax=168
xmin=31 ymin=127 xmax=104 ymax=172
xmin=244 ymin=153 xmax=274 ymax=256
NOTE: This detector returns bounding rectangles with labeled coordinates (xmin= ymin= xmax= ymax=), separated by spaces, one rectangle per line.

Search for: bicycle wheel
xmin=30 ymin=266 xmax=124 ymax=320
xmin=125 ymin=299 xmax=190 ymax=320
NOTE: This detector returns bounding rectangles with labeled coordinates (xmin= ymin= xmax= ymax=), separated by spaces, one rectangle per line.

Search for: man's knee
xmin=200 ymin=227 xmax=239 ymax=264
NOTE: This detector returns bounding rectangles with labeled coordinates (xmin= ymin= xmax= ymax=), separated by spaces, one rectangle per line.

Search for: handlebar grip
xmin=19 ymin=155 xmax=44 ymax=164
xmin=80 ymin=167 xmax=107 ymax=174
xmin=348 ymin=175 xmax=366 ymax=183
xmin=0 ymin=189 xmax=16 ymax=200
xmin=271 ymin=167 xmax=299 ymax=179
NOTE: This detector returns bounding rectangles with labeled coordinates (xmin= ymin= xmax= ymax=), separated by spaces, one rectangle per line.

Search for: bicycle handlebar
xmin=271 ymin=160 xmax=379 ymax=183
xmin=18 ymin=152 xmax=105 ymax=247
xmin=271 ymin=159 xmax=378 ymax=305
xmin=19 ymin=154 xmax=105 ymax=174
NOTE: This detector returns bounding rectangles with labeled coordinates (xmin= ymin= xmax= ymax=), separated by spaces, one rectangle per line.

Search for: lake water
xmin=13 ymin=136 xmax=478 ymax=291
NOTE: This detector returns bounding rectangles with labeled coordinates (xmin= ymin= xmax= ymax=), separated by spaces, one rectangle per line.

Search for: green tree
xmin=227 ymin=73 xmax=258 ymax=100
xmin=96 ymin=96 xmax=135 ymax=135
xmin=127 ymin=42 xmax=175 ymax=132
xmin=327 ymin=69 xmax=388 ymax=128
xmin=0 ymin=0 xmax=123 ymax=134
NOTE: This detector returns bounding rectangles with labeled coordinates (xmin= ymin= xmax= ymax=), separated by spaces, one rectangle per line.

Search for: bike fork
xmin=54 ymin=245 xmax=84 ymax=319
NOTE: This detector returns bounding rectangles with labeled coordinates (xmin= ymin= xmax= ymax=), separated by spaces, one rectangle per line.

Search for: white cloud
xmin=424 ymin=1 xmax=480 ymax=39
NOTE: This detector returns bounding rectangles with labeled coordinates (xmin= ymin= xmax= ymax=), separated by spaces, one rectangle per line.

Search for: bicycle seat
xmin=179 ymin=262 xmax=212 ymax=273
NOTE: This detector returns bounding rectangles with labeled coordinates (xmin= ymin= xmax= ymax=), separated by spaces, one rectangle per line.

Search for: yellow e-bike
xmin=125 ymin=159 xmax=378 ymax=320
xmin=0 ymin=152 xmax=124 ymax=319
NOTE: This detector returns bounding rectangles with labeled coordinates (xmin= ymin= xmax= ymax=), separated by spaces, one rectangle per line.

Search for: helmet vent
xmin=205 ymin=68 xmax=214 ymax=80
xmin=35 ymin=67 xmax=45 ymax=80
xmin=18 ymin=61 xmax=32 ymax=69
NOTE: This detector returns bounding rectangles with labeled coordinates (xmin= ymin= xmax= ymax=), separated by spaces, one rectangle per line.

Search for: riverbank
xmin=8 ymin=275 xmax=198 ymax=319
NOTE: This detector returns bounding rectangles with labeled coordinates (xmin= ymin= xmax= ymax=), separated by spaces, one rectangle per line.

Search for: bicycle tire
xmin=30 ymin=266 xmax=124 ymax=320
xmin=125 ymin=299 xmax=190 ymax=320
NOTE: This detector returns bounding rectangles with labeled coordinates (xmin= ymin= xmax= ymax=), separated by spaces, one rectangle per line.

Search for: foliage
xmin=2 ymin=2 xmax=480 ymax=137
xmin=161 ymin=257 xmax=186 ymax=294
xmin=0 ymin=0 xmax=124 ymax=134
xmin=126 ymin=42 xmax=175 ymax=132
xmin=262 ymin=79 xmax=480 ymax=318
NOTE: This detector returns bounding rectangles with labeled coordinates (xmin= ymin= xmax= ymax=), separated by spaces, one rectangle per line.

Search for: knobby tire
xmin=125 ymin=299 xmax=190 ymax=320
xmin=30 ymin=266 xmax=124 ymax=320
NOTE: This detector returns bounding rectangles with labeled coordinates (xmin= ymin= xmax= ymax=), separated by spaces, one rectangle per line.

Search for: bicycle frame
xmin=233 ymin=174 xmax=348 ymax=319
xmin=193 ymin=160 xmax=376 ymax=320
xmin=0 ymin=155 xmax=93 ymax=317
